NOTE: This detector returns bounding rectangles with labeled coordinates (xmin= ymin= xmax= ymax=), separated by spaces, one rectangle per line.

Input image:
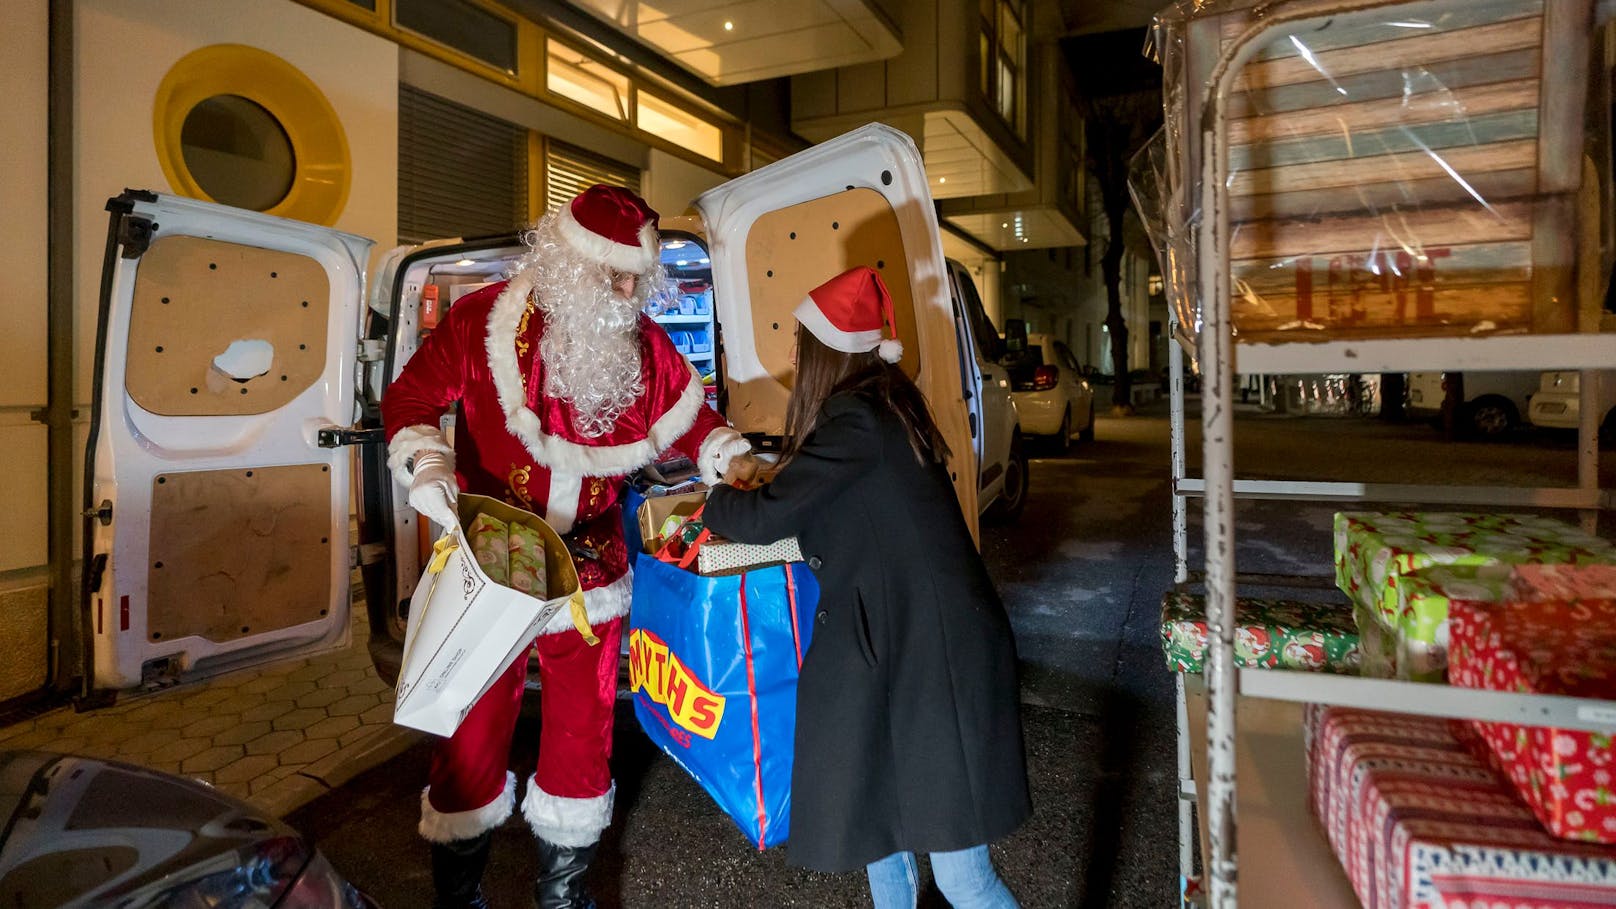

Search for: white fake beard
xmin=515 ymin=215 xmax=658 ymax=438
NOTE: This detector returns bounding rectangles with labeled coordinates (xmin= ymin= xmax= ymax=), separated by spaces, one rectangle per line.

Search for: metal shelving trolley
xmin=1137 ymin=0 xmax=1616 ymax=905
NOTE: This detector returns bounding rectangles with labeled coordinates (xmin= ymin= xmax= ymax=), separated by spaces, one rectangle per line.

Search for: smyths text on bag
xmin=628 ymin=628 xmax=726 ymax=740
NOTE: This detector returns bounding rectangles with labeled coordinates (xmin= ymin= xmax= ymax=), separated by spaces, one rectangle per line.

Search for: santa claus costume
xmin=383 ymin=184 xmax=747 ymax=909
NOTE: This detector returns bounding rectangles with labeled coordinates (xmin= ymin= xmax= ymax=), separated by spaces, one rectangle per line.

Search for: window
xmin=545 ymin=140 xmax=641 ymax=216
xmin=394 ymin=0 xmax=517 ymax=74
xmin=637 ymin=91 xmax=723 ymax=163
xmin=179 ymin=95 xmax=296 ymax=212
xmin=980 ymin=0 xmax=1025 ymax=136
xmin=546 ymin=39 xmax=631 ymax=122
xmin=398 ymin=86 xmax=527 ymax=244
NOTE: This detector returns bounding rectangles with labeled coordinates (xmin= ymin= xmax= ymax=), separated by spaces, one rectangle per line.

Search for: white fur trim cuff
xmin=556 ymin=204 xmax=656 ymax=273
xmin=699 ymin=426 xmax=751 ymax=485
xmin=387 ymin=425 xmax=455 ymax=483
xmin=419 ymin=771 xmax=516 ymax=843
xmin=537 ymin=572 xmax=632 ymax=637
xmin=523 ymin=779 xmax=615 ymax=848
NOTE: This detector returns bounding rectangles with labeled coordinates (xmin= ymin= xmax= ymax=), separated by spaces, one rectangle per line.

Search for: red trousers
xmin=419 ymin=617 xmax=623 ymax=846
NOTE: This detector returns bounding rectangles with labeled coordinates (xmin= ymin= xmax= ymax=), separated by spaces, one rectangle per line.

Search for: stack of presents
xmin=1162 ymin=512 xmax=1616 ymax=906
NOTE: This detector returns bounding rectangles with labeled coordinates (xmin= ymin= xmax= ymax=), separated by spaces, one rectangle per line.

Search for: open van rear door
xmin=84 ymin=192 xmax=373 ymax=692
xmin=694 ymin=124 xmax=980 ymax=529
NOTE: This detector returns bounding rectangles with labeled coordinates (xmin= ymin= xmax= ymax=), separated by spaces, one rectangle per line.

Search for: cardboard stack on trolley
xmin=1137 ymin=0 xmax=1616 ymax=905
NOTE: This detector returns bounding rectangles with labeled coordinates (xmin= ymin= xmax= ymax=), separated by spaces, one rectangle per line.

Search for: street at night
xmin=286 ymin=397 xmax=1612 ymax=907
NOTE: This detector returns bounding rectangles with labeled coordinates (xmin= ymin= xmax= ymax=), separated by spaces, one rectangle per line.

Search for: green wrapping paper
xmin=1159 ymin=592 xmax=1360 ymax=674
xmin=1334 ymin=512 xmax=1616 ymax=680
xmin=508 ymin=521 xmax=548 ymax=598
xmin=467 ymin=513 xmax=510 ymax=586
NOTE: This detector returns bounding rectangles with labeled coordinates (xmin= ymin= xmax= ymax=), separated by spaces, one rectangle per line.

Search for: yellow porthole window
xmin=153 ymin=45 xmax=350 ymax=226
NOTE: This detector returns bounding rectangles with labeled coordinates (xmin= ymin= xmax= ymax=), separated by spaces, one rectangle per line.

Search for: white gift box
xmin=393 ymin=494 xmax=584 ymax=737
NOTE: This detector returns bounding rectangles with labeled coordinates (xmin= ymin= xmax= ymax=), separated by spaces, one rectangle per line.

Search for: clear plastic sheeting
xmin=1130 ymin=128 xmax=1201 ymax=370
xmin=1136 ymin=0 xmax=1604 ymax=351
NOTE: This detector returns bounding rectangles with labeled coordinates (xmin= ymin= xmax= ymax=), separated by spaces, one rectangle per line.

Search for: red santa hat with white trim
xmin=794 ymin=265 xmax=904 ymax=364
xmin=555 ymin=184 xmax=661 ymax=273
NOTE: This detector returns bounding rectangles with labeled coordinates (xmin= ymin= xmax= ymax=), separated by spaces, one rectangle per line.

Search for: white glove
xmin=407 ymin=450 xmax=459 ymax=530
xmin=701 ymin=427 xmax=754 ymax=486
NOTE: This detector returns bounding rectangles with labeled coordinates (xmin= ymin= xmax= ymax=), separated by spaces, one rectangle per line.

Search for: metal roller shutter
xmin=544 ymin=140 xmax=641 ymax=216
xmin=398 ymin=84 xmax=527 ymax=244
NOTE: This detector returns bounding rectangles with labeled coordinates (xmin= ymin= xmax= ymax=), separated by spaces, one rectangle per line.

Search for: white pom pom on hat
xmin=793 ymin=265 xmax=905 ymax=363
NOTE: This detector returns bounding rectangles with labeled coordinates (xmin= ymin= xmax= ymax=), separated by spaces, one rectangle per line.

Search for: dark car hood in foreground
xmin=0 ymin=750 xmax=309 ymax=907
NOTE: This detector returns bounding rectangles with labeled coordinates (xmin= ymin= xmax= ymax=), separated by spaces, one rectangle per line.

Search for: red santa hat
xmin=794 ymin=266 xmax=904 ymax=364
xmin=555 ymin=184 xmax=661 ymax=273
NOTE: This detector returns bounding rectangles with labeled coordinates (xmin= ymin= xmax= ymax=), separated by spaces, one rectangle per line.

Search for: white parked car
xmin=1002 ymin=331 xmax=1095 ymax=451
xmin=81 ymin=125 xmax=1022 ymax=696
xmin=1528 ymin=370 xmax=1616 ymax=445
xmin=1406 ymin=370 xmax=1537 ymax=439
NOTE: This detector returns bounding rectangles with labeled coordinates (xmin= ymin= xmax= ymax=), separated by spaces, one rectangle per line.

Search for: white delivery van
xmin=83 ymin=124 xmax=1021 ymax=694
xmin=1406 ymin=370 xmax=1538 ymax=439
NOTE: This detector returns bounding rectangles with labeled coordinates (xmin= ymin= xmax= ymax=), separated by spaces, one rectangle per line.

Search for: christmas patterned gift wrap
xmin=1380 ymin=564 xmax=1516 ymax=682
xmin=1449 ymin=597 xmax=1616 ymax=844
xmin=1306 ymin=706 xmax=1616 ymax=909
xmin=1334 ymin=512 xmax=1616 ymax=679
xmin=1158 ymin=592 xmax=1359 ymax=674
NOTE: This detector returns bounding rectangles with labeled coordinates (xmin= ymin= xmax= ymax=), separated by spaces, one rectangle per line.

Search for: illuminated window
xmin=637 ymin=91 xmax=723 ymax=163
xmin=980 ymin=0 xmax=1026 ymax=137
xmin=546 ymin=39 xmax=631 ymax=122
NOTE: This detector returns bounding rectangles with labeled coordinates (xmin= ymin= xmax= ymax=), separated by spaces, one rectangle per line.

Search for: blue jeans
xmin=866 ymin=845 xmax=1019 ymax=909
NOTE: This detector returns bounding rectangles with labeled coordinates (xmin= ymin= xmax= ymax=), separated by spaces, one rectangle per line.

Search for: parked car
xmin=1528 ymin=369 xmax=1616 ymax=445
xmin=83 ymin=125 xmax=1024 ymax=695
xmin=1406 ymin=370 xmax=1537 ymax=439
xmin=1001 ymin=329 xmax=1095 ymax=451
xmin=0 ymin=750 xmax=374 ymax=907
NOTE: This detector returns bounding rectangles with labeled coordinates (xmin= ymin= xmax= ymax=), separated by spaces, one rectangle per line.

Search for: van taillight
xmin=1033 ymin=365 xmax=1059 ymax=391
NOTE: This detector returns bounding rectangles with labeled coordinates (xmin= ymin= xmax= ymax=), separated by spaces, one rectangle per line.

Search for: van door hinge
xmin=118 ymin=215 xmax=156 ymax=260
xmin=83 ymin=499 xmax=113 ymax=526
xmin=318 ymin=427 xmax=385 ymax=448
xmin=357 ymin=339 xmax=386 ymax=362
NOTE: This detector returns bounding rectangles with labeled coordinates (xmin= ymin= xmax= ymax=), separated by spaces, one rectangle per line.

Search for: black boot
xmin=532 ymin=837 xmax=598 ymax=909
xmin=431 ymin=832 xmax=493 ymax=909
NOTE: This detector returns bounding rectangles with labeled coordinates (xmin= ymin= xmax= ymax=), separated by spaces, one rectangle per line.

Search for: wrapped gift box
xmin=1449 ymin=596 xmax=1616 ymax=843
xmin=696 ymin=537 xmax=805 ymax=577
xmin=1334 ymin=512 xmax=1616 ymax=679
xmin=1159 ymin=592 xmax=1359 ymax=674
xmin=1306 ymin=706 xmax=1616 ymax=909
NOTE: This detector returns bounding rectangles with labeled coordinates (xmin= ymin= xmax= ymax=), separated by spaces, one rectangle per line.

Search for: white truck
xmin=81 ymin=124 xmax=1024 ymax=693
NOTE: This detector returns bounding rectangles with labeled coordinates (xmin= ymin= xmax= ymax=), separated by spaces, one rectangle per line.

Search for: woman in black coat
xmin=704 ymin=266 xmax=1030 ymax=908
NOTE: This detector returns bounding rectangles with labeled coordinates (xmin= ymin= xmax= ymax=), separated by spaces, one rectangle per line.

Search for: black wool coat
xmin=704 ymin=391 xmax=1031 ymax=872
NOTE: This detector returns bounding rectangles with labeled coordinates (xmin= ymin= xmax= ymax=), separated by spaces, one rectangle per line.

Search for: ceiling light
xmin=455 ymin=259 xmax=475 ymax=266
xmin=675 ymin=260 xmax=689 ymax=267
xmin=723 ymin=20 xmax=734 ymax=30
xmin=1001 ymin=222 xmax=1008 ymax=228
xmin=664 ymin=240 xmax=686 ymax=250
xmin=938 ymin=177 xmax=947 ymax=184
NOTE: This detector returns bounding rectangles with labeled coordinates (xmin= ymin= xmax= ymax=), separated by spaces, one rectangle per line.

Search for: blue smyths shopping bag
xmin=628 ymin=550 xmax=818 ymax=848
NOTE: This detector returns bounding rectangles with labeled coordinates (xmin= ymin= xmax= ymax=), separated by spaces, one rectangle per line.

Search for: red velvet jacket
xmin=383 ymin=270 xmax=737 ymax=634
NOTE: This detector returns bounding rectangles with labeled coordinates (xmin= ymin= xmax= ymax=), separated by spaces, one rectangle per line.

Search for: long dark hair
xmin=782 ymin=328 xmax=952 ymax=466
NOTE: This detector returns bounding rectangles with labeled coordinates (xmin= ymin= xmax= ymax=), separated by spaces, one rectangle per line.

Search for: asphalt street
xmin=290 ymin=397 xmax=1611 ymax=908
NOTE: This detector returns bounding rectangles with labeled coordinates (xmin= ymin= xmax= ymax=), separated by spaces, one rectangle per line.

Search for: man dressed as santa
xmin=383 ymin=184 xmax=749 ymax=909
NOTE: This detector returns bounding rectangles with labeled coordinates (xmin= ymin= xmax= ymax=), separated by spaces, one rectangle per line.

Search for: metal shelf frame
xmin=1168 ymin=1 xmax=1616 ymax=905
